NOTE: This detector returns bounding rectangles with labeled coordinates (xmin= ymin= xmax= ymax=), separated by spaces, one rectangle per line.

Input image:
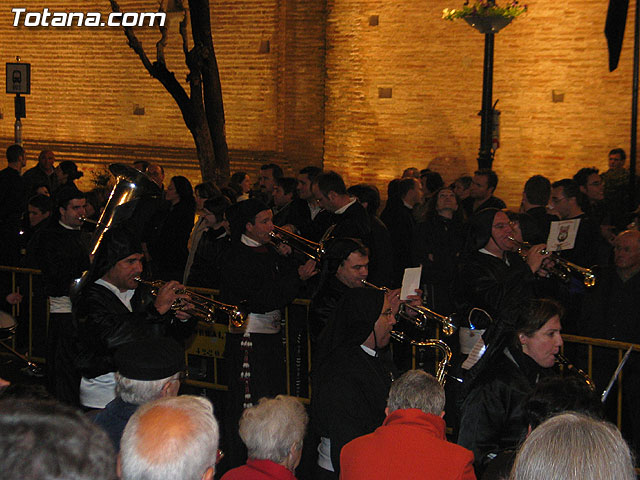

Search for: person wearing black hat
xmin=74 ymin=226 xmax=194 ymax=412
xmin=311 ymin=287 xmax=401 ymax=478
xmin=220 ymin=198 xmax=317 ymax=469
xmin=93 ymin=337 xmax=186 ymax=451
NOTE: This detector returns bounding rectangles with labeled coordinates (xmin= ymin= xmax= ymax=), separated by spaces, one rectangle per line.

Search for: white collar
xmin=402 ymin=200 xmax=414 ymax=210
xmin=59 ymin=220 xmax=80 ymax=231
xmin=95 ymin=278 xmax=135 ymax=312
xmin=360 ymin=344 xmax=377 ymax=357
xmin=334 ymin=198 xmax=357 ymax=215
xmin=241 ymin=234 xmax=263 ymax=247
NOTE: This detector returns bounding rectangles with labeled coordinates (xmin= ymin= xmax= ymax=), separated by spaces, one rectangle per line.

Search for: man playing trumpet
xmin=73 ymin=226 xmax=195 ymax=412
xmin=220 ymin=198 xmax=317 ymax=469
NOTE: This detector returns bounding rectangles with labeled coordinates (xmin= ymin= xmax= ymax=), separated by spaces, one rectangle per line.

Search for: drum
xmin=0 ymin=311 xmax=17 ymax=340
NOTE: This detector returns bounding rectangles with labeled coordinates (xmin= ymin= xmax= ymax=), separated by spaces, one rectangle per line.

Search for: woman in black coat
xmin=146 ymin=175 xmax=196 ymax=281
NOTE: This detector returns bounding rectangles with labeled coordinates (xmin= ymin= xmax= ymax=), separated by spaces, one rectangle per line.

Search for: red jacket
xmin=221 ymin=459 xmax=297 ymax=480
xmin=340 ymin=409 xmax=476 ymax=480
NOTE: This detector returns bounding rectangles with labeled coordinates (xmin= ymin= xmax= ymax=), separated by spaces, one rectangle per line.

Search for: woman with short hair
xmin=221 ymin=395 xmax=308 ymax=480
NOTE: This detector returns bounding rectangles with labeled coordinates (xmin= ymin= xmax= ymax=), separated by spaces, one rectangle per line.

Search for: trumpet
xmin=360 ymin=280 xmax=457 ymax=337
xmin=555 ymin=352 xmax=596 ymax=392
xmin=135 ymin=277 xmax=247 ymax=328
xmin=268 ymin=225 xmax=335 ymax=262
xmin=389 ymin=332 xmax=452 ymax=386
xmin=508 ymin=236 xmax=596 ymax=288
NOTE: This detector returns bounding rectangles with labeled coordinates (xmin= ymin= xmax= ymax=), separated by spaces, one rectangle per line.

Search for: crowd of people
xmin=0 ymin=144 xmax=639 ymax=479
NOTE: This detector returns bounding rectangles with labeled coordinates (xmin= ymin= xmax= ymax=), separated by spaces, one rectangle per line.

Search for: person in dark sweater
xmin=220 ymin=199 xmax=317 ymax=469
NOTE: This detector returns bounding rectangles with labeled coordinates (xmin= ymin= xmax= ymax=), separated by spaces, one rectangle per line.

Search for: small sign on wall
xmin=6 ymin=63 xmax=30 ymax=94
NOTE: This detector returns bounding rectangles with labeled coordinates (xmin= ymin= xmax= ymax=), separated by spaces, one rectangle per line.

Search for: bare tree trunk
xmin=190 ymin=0 xmax=230 ymax=181
xmin=109 ymin=0 xmax=229 ymax=183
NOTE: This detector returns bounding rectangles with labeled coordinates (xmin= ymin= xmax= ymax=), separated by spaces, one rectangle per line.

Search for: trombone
xmin=268 ymin=225 xmax=335 ymax=262
xmin=360 ymin=280 xmax=457 ymax=337
xmin=508 ymin=236 xmax=596 ymax=288
xmin=135 ymin=277 xmax=247 ymax=328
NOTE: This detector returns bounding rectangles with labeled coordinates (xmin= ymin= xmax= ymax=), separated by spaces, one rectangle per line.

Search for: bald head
xmin=614 ymin=230 xmax=640 ymax=277
xmin=121 ymin=396 xmax=219 ymax=480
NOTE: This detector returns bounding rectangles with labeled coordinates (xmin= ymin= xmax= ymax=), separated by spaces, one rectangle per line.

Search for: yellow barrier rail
xmin=1 ymin=266 xmax=638 ymax=429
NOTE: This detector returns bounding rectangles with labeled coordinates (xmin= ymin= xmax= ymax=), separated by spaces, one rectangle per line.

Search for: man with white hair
xmin=93 ymin=337 xmax=186 ymax=451
xmin=340 ymin=370 xmax=475 ymax=480
xmin=120 ymin=395 xmax=219 ymax=480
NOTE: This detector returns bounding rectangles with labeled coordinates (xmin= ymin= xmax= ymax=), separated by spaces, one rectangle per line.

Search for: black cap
xmin=226 ymin=198 xmax=269 ymax=239
xmin=114 ymin=338 xmax=185 ymax=381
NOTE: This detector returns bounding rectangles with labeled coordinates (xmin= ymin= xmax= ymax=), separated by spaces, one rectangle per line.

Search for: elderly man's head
xmin=239 ymin=395 xmax=308 ymax=471
xmin=386 ymin=370 xmax=445 ymax=417
xmin=120 ymin=395 xmax=219 ymax=480
xmin=510 ymin=412 xmax=635 ymax=480
xmin=0 ymin=399 xmax=116 ymax=480
xmin=114 ymin=338 xmax=186 ymax=405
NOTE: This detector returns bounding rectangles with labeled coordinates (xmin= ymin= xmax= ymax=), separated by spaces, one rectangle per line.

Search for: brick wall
xmin=324 ymin=0 xmax=637 ymax=207
xmin=0 ymin=0 xmax=636 ymax=208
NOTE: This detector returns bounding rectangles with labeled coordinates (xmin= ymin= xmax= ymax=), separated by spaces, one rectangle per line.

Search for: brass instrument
xmin=389 ymin=332 xmax=452 ymax=385
xmin=135 ymin=277 xmax=247 ymax=328
xmin=70 ymin=164 xmax=162 ymax=297
xmin=268 ymin=225 xmax=335 ymax=262
xmin=555 ymin=352 xmax=596 ymax=392
xmin=360 ymin=280 xmax=457 ymax=337
xmin=508 ymin=236 xmax=596 ymax=288
xmin=86 ymin=164 xmax=161 ymax=256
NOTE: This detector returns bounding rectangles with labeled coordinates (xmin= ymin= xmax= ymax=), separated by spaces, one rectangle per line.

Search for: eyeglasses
xmin=493 ymin=221 xmax=515 ymax=230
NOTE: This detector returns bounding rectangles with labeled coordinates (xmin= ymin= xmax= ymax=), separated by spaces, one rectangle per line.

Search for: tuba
xmin=85 ymin=163 xmax=161 ymax=256
xmin=135 ymin=277 xmax=247 ymax=328
xmin=70 ymin=164 xmax=161 ymax=296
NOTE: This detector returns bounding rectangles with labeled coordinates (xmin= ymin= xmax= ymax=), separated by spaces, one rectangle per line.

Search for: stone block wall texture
xmin=323 ymin=0 xmax=635 ymax=206
xmin=0 ymin=0 xmax=636 ymax=207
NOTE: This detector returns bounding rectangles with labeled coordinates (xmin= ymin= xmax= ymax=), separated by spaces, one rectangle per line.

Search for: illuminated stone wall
xmin=0 ymin=0 xmax=635 ymax=206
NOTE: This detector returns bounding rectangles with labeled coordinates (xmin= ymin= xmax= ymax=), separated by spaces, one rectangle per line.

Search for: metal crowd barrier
xmin=1 ymin=265 xmax=639 ymax=429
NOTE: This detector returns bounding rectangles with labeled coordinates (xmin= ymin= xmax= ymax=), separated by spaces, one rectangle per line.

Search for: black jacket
xmin=34 ymin=220 xmax=91 ymax=297
xmin=186 ymin=227 xmax=231 ymax=288
xmin=74 ymin=283 xmax=195 ymax=379
xmin=458 ymin=347 xmax=552 ymax=471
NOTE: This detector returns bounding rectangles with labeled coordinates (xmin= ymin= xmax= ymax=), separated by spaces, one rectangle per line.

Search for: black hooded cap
xmin=90 ymin=226 xmax=143 ymax=282
xmin=115 ymin=337 xmax=185 ymax=381
xmin=464 ymin=208 xmax=501 ymax=252
xmin=315 ymin=287 xmax=385 ymax=368
xmin=322 ymin=237 xmax=368 ymax=275
xmin=226 ymin=198 xmax=269 ymax=240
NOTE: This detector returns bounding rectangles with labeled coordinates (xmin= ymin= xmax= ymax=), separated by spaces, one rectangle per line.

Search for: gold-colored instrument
xmin=360 ymin=280 xmax=457 ymax=337
xmin=268 ymin=225 xmax=335 ymax=262
xmin=360 ymin=280 xmax=454 ymax=385
xmin=555 ymin=352 xmax=596 ymax=392
xmin=135 ymin=277 xmax=247 ymax=328
xmin=389 ymin=332 xmax=452 ymax=385
xmin=508 ymin=236 xmax=596 ymax=288
xmin=71 ymin=164 xmax=162 ymax=297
